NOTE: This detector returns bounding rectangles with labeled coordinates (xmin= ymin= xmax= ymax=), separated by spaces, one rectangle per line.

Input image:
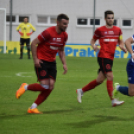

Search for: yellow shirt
xmin=16 ymin=22 xmax=36 ymax=39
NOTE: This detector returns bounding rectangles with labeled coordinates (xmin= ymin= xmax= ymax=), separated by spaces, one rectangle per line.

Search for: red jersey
xmin=37 ymin=26 xmax=68 ymax=62
xmin=93 ymin=26 xmax=122 ymax=60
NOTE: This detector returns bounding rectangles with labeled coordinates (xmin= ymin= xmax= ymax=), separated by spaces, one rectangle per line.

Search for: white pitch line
xmin=16 ymin=72 xmax=32 ymax=77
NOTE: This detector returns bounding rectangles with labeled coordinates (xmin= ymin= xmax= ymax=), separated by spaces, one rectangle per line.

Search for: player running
xmin=16 ymin=14 xmax=69 ymax=114
xmin=76 ymin=10 xmax=127 ymax=107
xmin=113 ymin=35 xmax=134 ymax=98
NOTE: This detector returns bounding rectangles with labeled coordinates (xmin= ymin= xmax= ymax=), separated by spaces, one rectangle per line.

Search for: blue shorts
xmin=126 ymin=59 xmax=134 ymax=84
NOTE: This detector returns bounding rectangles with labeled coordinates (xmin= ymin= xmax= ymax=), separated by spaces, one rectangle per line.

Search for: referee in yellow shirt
xmin=16 ymin=17 xmax=36 ymax=59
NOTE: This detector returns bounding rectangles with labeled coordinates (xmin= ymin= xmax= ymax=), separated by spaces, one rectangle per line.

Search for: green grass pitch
xmin=1 ymin=53 xmax=134 ymax=134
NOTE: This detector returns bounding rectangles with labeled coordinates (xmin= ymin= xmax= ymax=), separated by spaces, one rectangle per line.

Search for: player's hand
xmin=132 ymin=54 xmax=134 ymax=62
xmin=34 ymin=59 xmax=43 ymax=68
xmin=19 ymin=31 xmax=23 ymax=36
xmin=93 ymin=45 xmax=100 ymax=52
xmin=27 ymin=32 xmax=33 ymax=36
xmin=63 ymin=64 xmax=68 ymax=74
xmin=122 ymin=47 xmax=127 ymax=53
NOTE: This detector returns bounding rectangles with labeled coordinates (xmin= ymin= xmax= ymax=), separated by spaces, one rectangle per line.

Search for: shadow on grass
xmin=0 ymin=107 xmax=82 ymax=120
xmin=66 ymin=115 xmax=134 ymax=128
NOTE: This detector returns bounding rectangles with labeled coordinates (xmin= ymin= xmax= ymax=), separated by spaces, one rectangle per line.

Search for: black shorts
xmin=35 ymin=60 xmax=57 ymax=81
xmin=97 ymin=57 xmax=113 ymax=74
xmin=20 ymin=38 xmax=30 ymax=46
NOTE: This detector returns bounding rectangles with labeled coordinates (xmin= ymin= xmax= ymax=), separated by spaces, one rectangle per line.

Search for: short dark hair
xmin=104 ymin=10 xmax=114 ymax=18
xmin=57 ymin=13 xmax=69 ymax=21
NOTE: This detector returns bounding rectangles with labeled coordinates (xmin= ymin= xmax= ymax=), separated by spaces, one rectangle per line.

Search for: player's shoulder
xmin=113 ymin=25 xmax=121 ymax=31
xmin=19 ymin=22 xmax=24 ymax=26
xmin=63 ymin=31 xmax=68 ymax=37
xmin=96 ymin=26 xmax=106 ymax=31
xmin=46 ymin=26 xmax=55 ymax=32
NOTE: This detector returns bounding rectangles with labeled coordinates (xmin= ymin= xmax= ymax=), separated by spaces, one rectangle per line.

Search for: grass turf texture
xmin=1 ymin=53 xmax=134 ymax=134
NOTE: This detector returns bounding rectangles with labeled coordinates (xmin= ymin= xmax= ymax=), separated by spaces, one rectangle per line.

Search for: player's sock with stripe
xmin=107 ymin=80 xmax=113 ymax=100
xmin=118 ymin=86 xmax=129 ymax=96
xmin=82 ymin=79 xmax=100 ymax=92
xmin=34 ymin=89 xmax=52 ymax=105
xmin=27 ymin=83 xmax=48 ymax=91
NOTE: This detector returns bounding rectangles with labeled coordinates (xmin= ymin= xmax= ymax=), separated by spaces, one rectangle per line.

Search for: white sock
xmin=81 ymin=89 xmax=84 ymax=94
xmin=30 ymin=103 xmax=37 ymax=109
xmin=116 ymin=85 xmax=120 ymax=91
xmin=24 ymin=85 xmax=28 ymax=91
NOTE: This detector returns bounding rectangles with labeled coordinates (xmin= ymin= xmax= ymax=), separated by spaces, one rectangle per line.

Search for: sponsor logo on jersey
xmin=108 ymin=31 xmax=114 ymax=34
xmin=50 ymin=46 xmax=58 ymax=50
xmin=103 ymin=39 xmax=118 ymax=42
xmin=53 ymin=38 xmax=56 ymax=41
xmin=57 ymin=38 xmax=61 ymax=42
xmin=104 ymin=31 xmax=107 ymax=34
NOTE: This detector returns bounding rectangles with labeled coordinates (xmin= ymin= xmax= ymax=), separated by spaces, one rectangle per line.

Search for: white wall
xmin=0 ymin=0 xmax=134 ymax=43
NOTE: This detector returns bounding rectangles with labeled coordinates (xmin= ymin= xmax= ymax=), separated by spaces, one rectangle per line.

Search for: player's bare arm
xmin=90 ymin=38 xmax=99 ymax=52
xmin=118 ymin=37 xmax=127 ymax=53
xmin=125 ymin=37 xmax=134 ymax=59
xmin=31 ymin=37 xmax=43 ymax=68
xmin=58 ymin=46 xmax=68 ymax=74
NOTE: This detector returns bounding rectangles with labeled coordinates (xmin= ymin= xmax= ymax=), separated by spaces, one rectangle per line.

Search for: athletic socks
xmin=30 ymin=103 xmax=37 ymax=109
xmin=118 ymin=86 xmax=129 ymax=96
xmin=34 ymin=89 xmax=52 ymax=105
xmin=107 ymin=80 xmax=113 ymax=100
xmin=27 ymin=83 xmax=48 ymax=91
xmin=82 ymin=79 xmax=100 ymax=92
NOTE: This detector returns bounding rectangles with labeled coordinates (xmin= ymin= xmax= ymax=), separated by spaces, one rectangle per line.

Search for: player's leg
xmin=76 ymin=57 xmax=106 ymax=103
xmin=26 ymin=38 xmax=31 ymax=59
xmin=106 ymin=72 xmax=124 ymax=106
xmin=16 ymin=61 xmax=49 ymax=99
xmin=19 ymin=38 xmax=24 ymax=59
xmin=106 ymin=71 xmax=114 ymax=100
xmin=114 ymin=59 xmax=134 ymax=97
xmin=28 ymin=61 xmax=57 ymax=113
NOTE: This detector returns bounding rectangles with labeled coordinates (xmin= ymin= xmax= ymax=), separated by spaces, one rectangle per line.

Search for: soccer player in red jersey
xmin=76 ymin=10 xmax=127 ymax=107
xmin=16 ymin=14 xmax=69 ymax=114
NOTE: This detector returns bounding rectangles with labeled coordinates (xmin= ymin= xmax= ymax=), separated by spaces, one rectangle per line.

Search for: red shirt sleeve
xmin=93 ymin=28 xmax=100 ymax=40
xmin=38 ymin=30 xmax=50 ymax=43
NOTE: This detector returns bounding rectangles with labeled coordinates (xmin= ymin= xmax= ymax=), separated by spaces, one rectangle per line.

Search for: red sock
xmin=27 ymin=83 xmax=47 ymax=91
xmin=34 ymin=89 xmax=52 ymax=105
xmin=82 ymin=79 xmax=100 ymax=92
xmin=107 ymin=80 xmax=113 ymax=100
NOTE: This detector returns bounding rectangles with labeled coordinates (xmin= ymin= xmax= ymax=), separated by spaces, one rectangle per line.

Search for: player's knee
xmin=21 ymin=45 xmax=24 ymax=49
xmin=41 ymin=84 xmax=49 ymax=90
xmin=106 ymin=74 xmax=113 ymax=81
xmin=27 ymin=45 xmax=30 ymax=50
xmin=49 ymin=85 xmax=54 ymax=90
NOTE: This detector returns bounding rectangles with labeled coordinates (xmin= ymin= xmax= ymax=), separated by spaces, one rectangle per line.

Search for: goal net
xmin=0 ymin=8 xmax=6 ymax=53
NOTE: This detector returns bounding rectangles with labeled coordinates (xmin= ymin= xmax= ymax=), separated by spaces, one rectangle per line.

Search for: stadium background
xmin=0 ymin=0 xmax=134 ymax=58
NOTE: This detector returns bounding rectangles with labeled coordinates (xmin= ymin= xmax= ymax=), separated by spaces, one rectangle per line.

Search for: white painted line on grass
xmin=16 ymin=72 xmax=32 ymax=77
